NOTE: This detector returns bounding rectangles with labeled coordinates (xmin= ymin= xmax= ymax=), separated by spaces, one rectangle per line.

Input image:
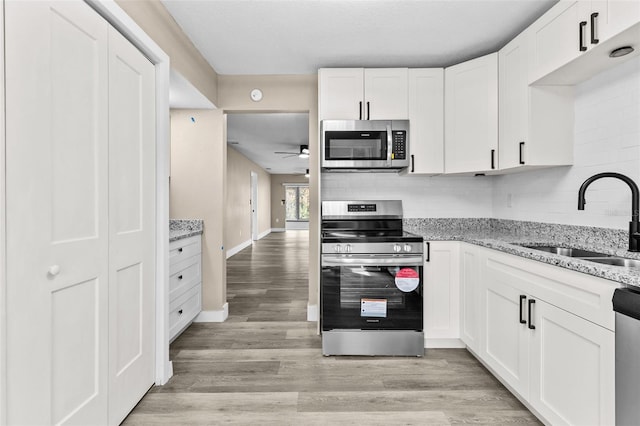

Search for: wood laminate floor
xmin=124 ymin=231 xmax=540 ymax=425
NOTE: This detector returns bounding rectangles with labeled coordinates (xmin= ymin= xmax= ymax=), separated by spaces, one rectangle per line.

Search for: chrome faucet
xmin=578 ymin=172 xmax=640 ymax=252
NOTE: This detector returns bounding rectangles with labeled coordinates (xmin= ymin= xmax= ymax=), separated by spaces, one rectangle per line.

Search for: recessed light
xmin=609 ymin=46 xmax=634 ymax=58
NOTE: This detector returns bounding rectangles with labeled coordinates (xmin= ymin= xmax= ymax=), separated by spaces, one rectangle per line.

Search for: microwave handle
xmin=386 ymin=124 xmax=393 ymax=166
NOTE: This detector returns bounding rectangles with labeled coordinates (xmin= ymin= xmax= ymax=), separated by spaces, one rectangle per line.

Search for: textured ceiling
xmin=227 ymin=113 xmax=310 ymax=175
xmin=161 ymin=0 xmax=557 ymax=75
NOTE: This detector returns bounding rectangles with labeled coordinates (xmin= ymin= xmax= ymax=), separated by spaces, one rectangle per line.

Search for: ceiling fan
xmin=274 ymin=144 xmax=309 ymax=159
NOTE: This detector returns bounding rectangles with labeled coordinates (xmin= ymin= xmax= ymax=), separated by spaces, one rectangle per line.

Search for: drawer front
xmin=169 ymin=284 xmax=201 ymax=340
xmin=169 ymin=255 xmax=201 ymax=300
xmin=169 ymin=235 xmax=201 ymax=266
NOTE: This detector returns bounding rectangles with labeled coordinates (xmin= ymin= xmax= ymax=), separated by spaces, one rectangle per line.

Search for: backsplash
xmin=321 ymin=173 xmax=493 ymax=218
xmin=493 ymin=56 xmax=640 ymax=229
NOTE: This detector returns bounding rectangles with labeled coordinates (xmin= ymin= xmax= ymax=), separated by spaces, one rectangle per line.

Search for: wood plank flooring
xmin=124 ymin=231 xmax=540 ymax=425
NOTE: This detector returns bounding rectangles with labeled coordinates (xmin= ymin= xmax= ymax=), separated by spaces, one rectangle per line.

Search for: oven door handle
xmin=322 ymin=255 xmax=424 ymax=267
xmin=386 ymin=124 xmax=393 ymax=166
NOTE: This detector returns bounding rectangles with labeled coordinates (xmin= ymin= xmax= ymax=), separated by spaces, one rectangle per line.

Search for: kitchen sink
xmin=521 ymin=244 xmax=640 ymax=270
xmin=521 ymin=245 xmax=611 ymax=258
xmin=585 ymin=257 xmax=640 ymax=269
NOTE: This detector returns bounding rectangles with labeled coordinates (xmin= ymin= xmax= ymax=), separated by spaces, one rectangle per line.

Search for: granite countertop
xmin=170 ymin=219 xmax=203 ymax=242
xmin=404 ymin=218 xmax=640 ymax=288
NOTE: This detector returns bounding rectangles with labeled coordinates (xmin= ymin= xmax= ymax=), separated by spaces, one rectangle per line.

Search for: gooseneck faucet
xmin=578 ymin=172 xmax=640 ymax=252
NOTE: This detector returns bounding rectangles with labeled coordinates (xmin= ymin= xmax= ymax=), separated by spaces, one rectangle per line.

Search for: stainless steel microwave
xmin=321 ymin=120 xmax=410 ymax=170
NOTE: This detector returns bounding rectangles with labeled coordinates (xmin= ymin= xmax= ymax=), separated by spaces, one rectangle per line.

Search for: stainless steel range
xmin=321 ymin=200 xmax=424 ymax=356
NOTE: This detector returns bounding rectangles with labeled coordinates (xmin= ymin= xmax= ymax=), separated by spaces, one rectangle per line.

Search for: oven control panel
xmin=322 ymin=242 xmax=423 ymax=255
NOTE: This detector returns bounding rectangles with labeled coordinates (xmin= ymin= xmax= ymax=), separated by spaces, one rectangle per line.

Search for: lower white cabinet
xmin=459 ymin=243 xmax=481 ymax=352
xmin=478 ymin=247 xmax=616 ymax=426
xmin=169 ymin=235 xmax=202 ymax=341
xmin=423 ymin=242 xmax=461 ymax=346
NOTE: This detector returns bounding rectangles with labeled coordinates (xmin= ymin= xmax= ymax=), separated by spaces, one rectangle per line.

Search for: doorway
xmin=250 ymin=171 xmax=258 ymax=241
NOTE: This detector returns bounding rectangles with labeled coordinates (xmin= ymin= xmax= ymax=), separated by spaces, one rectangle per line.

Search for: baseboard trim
xmin=257 ymin=229 xmax=271 ymax=240
xmin=226 ymin=240 xmax=252 ymax=258
xmin=307 ymin=303 xmax=319 ymax=321
xmin=424 ymin=338 xmax=466 ymax=348
xmin=194 ymin=303 xmax=229 ymax=322
xmin=271 ymin=227 xmax=286 ymax=233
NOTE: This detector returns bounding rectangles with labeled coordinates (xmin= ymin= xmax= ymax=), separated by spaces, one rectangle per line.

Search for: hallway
xmin=124 ymin=231 xmax=539 ymax=425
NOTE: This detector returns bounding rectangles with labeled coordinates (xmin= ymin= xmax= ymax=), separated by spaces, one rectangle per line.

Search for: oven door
xmin=321 ymin=254 xmax=423 ymax=331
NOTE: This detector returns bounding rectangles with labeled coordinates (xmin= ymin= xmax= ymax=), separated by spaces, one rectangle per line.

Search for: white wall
xmin=493 ymin=56 xmax=640 ymax=229
xmin=321 ymin=173 xmax=494 ymax=218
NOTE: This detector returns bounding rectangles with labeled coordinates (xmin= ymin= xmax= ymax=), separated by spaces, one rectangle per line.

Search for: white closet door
xmin=107 ymin=26 xmax=156 ymax=425
xmin=5 ymin=1 xmax=109 ymax=424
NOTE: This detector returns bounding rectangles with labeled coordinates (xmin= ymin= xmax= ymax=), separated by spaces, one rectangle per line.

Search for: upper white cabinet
xmin=444 ymin=53 xmax=498 ymax=174
xmin=498 ymin=30 xmax=574 ymax=171
xmin=318 ymin=68 xmax=408 ymax=120
xmin=405 ymin=68 xmax=444 ymax=175
xmin=529 ymin=0 xmax=640 ymax=84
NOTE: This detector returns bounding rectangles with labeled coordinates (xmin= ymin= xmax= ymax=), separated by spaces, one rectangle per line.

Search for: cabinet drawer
xmin=169 ymin=255 xmax=201 ymax=300
xmin=169 ymin=235 xmax=201 ymax=266
xmin=169 ymin=284 xmax=201 ymax=340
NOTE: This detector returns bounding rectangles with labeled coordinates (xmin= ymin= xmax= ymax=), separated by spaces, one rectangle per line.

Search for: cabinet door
xmin=364 ymin=68 xmax=409 ymax=120
xmin=592 ymin=0 xmax=640 ymax=43
xmin=107 ymin=27 xmax=156 ymax=425
xmin=423 ymin=242 xmax=460 ymax=342
xmin=407 ymin=69 xmax=444 ymax=174
xmin=318 ymin=68 xmax=364 ymax=120
xmin=499 ymin=32 xmax=529 ymax=170
xmin=529 ymin=299 xmax=615 ymax=426
xmin=5 ymin=1 xmax=110 ymax=424
xmin=444 ymin=53 xmax=498 ymax=174
xmin=530 ymin=1 xmax=588 ymax=83
xmin=482 ymin=266 xmax=530 ymax=398
xmin=460 ymin=244 xmax=481 ymax=352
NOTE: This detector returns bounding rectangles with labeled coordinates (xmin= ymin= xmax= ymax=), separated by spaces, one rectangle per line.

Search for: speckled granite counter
xmin=170 ymin=219 xmax=203 ymax=242
xmin=404 ymin=218 xmax=640 ymax=288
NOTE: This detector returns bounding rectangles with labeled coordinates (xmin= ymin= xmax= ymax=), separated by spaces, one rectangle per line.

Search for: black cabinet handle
xmin=490 ymin=149 xmax=496 ymax=170
xmin=528 ymin=299 xmax=536 ymax=330
xmin=425 ymin=242 xmax=430 ymax=262
xmin=359 ymin=101 xmax=362 ymax=120
xmin=579 ymin=21 xmax=587 ymax=51
xmin=519 ymin=141 xmax=525 ymax=165
xmin=178 ymin=309 xmax=183 ymax=315
xmin=178 ymin=248 xmax=183 ymax=253
xmin=411 ymin=154 xmax=415 ymax=173
xmin=366 ymin=101 xmax=370 ymax=120
xmin=590 ymin=12 xmax=599 ymax=44
xmin=178 ymin=275 xmax=183 ymax=280
xmin=519 ymin=295 xmax=527 ymax=324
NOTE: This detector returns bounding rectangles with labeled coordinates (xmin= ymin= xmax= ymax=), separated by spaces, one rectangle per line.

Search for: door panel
xmin=107 ymin=26 xmax=156 ymax=425
xmin=5 ymin=1 xmax=109 ymax=424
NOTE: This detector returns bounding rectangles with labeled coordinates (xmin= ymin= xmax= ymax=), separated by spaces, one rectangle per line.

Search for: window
xmin=285 ymin=185 xmax=309 ymax=221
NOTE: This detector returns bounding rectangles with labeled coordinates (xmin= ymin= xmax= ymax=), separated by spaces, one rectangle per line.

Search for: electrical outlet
xmin=276 ymin=218 xmax=279 ymax=223
xmin=507 ymin=193 xmax=513 ymax=208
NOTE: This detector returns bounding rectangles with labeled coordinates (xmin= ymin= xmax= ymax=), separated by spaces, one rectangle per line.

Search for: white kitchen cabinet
xmin=318 ymin=68 xmax=408 ymax=120
xmin=529 ymin=0 xmax=640 ymax=84
xmin=529 ymin=297 xmax=615 ymax=426
xmin=169 ymin=234 xmax=203 ymax=341
xmin=482 ymin=265 xmax=531 ymax=399
xmin=477 ymin=247 xmax=616 ymax=426
xmin=444 ymin=53 xmax=498 ymax=174
xmin=459 ymin=243 xmax=481 ymax=353
xmin=498 ymin=30 xmax=574 ymax=171
xmin=404 ymin=68 xmax=444 ymax=175
xmin=423 ymin=241 xmax=462 ymax=347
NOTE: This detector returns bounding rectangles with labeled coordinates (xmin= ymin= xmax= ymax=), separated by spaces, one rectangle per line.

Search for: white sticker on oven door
xmin=361 ymin=298 xmax=387 ymax=317
xmin=395 ymin=268 xmax=419 ymax=292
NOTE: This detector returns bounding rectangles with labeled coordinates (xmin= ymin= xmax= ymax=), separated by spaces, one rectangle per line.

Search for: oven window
xmin=325 ymin=131 xmax=387 ymax=160
xmin=321 ymin=264 xmax=423 ymax=331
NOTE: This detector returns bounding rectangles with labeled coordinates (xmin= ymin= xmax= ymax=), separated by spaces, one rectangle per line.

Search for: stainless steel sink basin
xmin=522 ymin=245 xmax=611 ymax=258
xmin=584 ymin=257 xmax=640 ymax=269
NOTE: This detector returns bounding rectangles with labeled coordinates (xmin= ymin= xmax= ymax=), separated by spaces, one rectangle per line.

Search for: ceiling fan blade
xmin=274 ymin=151 xmax=298 ymax=155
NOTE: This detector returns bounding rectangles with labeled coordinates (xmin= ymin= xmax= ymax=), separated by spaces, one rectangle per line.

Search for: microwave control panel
xmin=392 ymin=130 xmax=407 ymax=160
